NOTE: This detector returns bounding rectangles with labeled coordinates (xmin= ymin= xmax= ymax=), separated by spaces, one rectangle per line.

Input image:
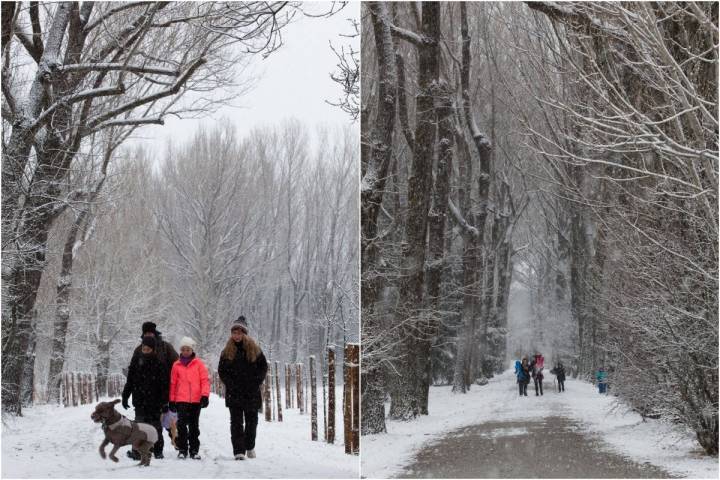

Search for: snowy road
xmin=2 ymin=392 xmax=358 ymax=478
xmin=397 ymin=417 xmax=672 ymax=478
xmin=363 ymin=370 xmax=718 ymax=479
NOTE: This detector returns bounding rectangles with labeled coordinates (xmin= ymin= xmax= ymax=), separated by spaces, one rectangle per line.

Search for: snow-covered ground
xmin=363 ymin=370 xmax=718 ymax=479
xmin=2 ymin=391 xmax=358 ymax=478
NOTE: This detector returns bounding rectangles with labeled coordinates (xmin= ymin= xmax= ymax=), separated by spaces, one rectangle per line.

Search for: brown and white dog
xmin=91 ymin=399 xmax=158 ymax=466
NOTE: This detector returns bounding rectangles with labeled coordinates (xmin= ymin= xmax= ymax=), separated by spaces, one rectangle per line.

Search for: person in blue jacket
xmin=515 ymin=357 xmax=530 ymax=396
xmin=596 ymin=367 xmax=608 ymax=394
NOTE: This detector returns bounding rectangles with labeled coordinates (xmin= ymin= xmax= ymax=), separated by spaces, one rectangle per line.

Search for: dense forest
xmin=360 ymin=1 xmax=718 ymax=456
xmin=1 ymin=2 xmax=358 ymax=416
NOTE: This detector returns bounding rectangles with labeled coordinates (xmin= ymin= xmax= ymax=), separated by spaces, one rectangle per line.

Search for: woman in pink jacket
xmin=169 ymin=337 xmax=210 ymax=459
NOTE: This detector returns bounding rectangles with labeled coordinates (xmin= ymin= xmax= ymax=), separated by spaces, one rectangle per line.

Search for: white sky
xmin=132 ymin=2 xmax=360 ymax=153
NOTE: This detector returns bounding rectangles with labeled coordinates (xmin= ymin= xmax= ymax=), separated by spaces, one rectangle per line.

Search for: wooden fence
xmin=107 ymin=373 xmax=126 ymax=398
xmin=61 ymin=344 xmax=360 ymax=456
xmin=62 ymin=372 xmax=99 ymax=407
xmin=254 ymin=346 xmax=358 ymax=455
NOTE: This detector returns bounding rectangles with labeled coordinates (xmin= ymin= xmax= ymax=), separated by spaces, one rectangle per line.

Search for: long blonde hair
xmin=222 ymin=335 xmax=261 ymax=363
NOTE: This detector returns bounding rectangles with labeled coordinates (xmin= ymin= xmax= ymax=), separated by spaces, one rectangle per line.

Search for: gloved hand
xmin=169 ymin=402 xmax=177 ymax=412
xmin=200 ymin=396 xmax=209 ymax=408
xmin=161 ymin=404 xmax=169 ymax=413
xmin=122 ymin=396 xmax=130 ymax=410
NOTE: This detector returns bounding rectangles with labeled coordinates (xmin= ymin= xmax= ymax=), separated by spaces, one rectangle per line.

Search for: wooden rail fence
xmin=62 ymin=372 xmax=99 ymax=407
xmin=60 ymin=344 xmax=359 ymax=456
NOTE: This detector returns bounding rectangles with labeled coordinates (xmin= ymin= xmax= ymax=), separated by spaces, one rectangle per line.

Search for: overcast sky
xmin=133 ymin=2 xmax=359 ymax=154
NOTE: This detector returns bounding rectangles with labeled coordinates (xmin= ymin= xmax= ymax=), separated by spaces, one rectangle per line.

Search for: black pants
xmin=229 ymin=406 xmax=259 ymax=454
xmin=534 ymin=378 xmax=544 ymax=396
xmin=558 ymin=379 xmax=565 ymax=392
xmin=134 ymin=408 xmax=163 ymax=456
xmin=518 ymin=381 xmax=528 ymax=396
xmin=176 ymin=403 xmax=201 ymax=455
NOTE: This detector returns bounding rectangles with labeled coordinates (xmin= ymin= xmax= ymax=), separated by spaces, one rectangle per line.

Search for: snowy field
xmin=363 ymin=370 xmax=718 ymax=479
xmin=2 ymin=391 xmax=358 ymax=479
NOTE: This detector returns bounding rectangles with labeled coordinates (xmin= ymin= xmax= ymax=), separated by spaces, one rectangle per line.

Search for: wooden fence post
xmin=327 ymin=347 xmax=335 ymax=444
xmin=284 ymin=364 xmax=289 ymax=409
xmin=275 ymin=361 xmax=283 ymax=422
xmin=344 ymin=345 xmax=352 ymax=454
xmin=70 ymin=372 xmax=78 ymax=407
xmin=270 ymin=365 xmax=276 ymax=421
xmin=296 ymin=363 xmax=303 ymax=414
xmin=81 ymin=373 xmax=87 ymax=405
xmin=62 ymin=373 xmax=68 ymax=407
xmin=350 ymin=343 xmax=360 ymax=455
xmin=310 ymin=355 xmax=317 ymax=441
xmin=264 ymin=371 xmax=272 ymax=421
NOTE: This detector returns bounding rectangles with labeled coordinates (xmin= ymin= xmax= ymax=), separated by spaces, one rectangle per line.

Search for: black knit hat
xmin=231 ymin=315 xmax=249 ymax=334
xmin=141 ymin=322 xmax=157 ymax=335
xmin=141 ymin=336 xmax=156 ymax=350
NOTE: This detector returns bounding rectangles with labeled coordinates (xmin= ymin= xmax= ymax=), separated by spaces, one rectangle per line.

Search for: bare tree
xmin=1 ymin=1 xmax=296 ymax=414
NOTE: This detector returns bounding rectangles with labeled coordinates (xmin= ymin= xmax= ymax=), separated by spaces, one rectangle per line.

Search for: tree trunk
xmin=390 ymin=1 xmax=441 ymax=421
xmin=48 ymin=206 xmax=93 ymax=403
xmin=452 ymin=2 xmax=493 ymax=393
xmin=421 ymin=88 xmax=454 ymax=413
xmin=96 ymin=341 xmax=110 ymax=398
xmin=360 ymin=1 xmax=398 ymax=435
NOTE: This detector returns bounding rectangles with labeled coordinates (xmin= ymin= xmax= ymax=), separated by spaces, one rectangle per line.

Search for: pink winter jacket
xmin=170 ymin=355 xmax=210 ymax=404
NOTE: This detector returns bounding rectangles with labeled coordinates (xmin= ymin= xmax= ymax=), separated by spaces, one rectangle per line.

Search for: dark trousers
xmin=134 ymin=408 xmax=164 ymax=456
xmin=518 ymin=381 xmax=528 ymax=396
xmin=176 ymin=403 xmax=201 ymax=455
xmin=534 ymin=378 xmax=544 ymax=396
xmin=557 ymin=379 xmax=565 ymax=392
xmin=229 ymin=406 xmax=259 ymax=454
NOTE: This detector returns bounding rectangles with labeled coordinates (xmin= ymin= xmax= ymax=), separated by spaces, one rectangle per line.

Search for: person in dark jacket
xmin=551 ymin=362 xmax=566 ymax=392
xmin=515 ymin=357 xmax=530 ymax=396
xmin=218 ymin=317 xmax=268 ymax=460
xmin=131 ymin=322 xmax=179 ymax=377
xmin=126 ymin=322 xmax=177 ymax=459
xmin=122 ymin=336 xmax=169 ymax=459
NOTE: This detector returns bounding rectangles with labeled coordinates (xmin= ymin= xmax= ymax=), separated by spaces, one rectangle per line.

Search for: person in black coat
xmin=122 ymin=336 xmax=169 ymax=458
xmin=130 ymin=322 xmax=179 ymax=382
xmin=551 ymin=361 xmax=566 ymax=392
xmin=127 ymin=322 xmax=177 ymax=458
xmin=218 ymin=317 xmax=268 ymax=460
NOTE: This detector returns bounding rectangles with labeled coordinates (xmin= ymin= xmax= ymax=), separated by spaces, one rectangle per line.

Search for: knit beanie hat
xmin=141 ymin=322 xmax=157 ymax=336
xmin=231 ymin=315 xmax=249 ymax=334
xmin=141 ymin=336 xmax=156 ymax=350
xmin=179 ymin=336 xmax=196 ymax=350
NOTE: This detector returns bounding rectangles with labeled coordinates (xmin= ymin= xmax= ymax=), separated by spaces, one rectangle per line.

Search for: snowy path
xmin=363 ymin=371 xmax=718 ymax=479
xmin=2 ymin=392 xmax=358 ymax=478
xmin=397 ymin=417 xmax=672 ymax=478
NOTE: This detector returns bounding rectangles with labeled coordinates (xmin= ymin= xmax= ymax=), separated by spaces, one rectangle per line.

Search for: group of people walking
xmin=514 ymin=355 xmax=612 ymax=397
xmin=121 ymin=316 xmax=268 ymax=461
xmin=514 ymin=353 xmax=566 ymax=396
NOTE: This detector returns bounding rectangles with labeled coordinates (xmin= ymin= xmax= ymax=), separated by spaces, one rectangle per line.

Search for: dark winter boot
xmin=190 ymin=453 xmax=201 ymax=460
xmin=177 ymin=451 xmax=187 ymax=459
